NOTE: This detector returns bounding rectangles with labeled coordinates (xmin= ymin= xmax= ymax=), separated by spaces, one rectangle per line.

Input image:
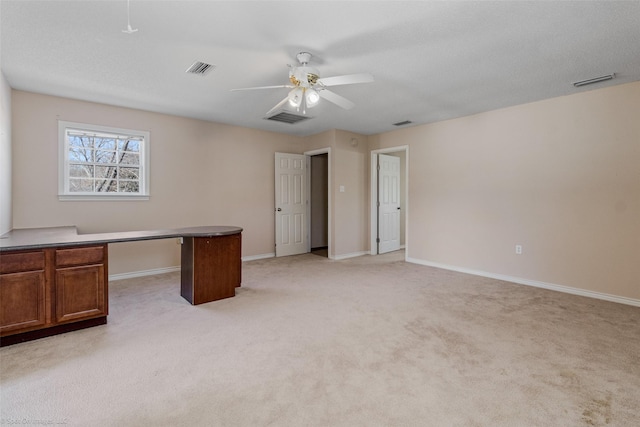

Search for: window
xmin=58 ymin=121 xmax=150 ymax=200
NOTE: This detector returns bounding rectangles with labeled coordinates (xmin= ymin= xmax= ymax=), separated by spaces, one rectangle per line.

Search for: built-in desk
xmin=0 ymin=226 xmax=242 ymax=346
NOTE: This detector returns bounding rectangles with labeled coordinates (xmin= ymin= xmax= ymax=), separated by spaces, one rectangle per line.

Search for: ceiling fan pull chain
xmin=122 ymin=0 xmax=139 ymax=34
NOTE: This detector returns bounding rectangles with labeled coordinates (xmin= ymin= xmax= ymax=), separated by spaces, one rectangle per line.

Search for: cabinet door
xmin=183 ymin=234 xmax=241 ymax=305
xmin=0 ymin=271 xmax=47 ymax=334
xmin=55 ymin=265 xmax=107 ymax=323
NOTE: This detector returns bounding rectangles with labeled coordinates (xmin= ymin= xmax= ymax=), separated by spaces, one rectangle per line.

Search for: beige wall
xmin=0 ymin=72 xmax=11 ymax=234
xmin=332 ymin=130 xmax=369 ymax=257
xmin=10 ymin=82 xmax=639 ymax=302
xmin=11 ymin=91 xmax=304 ymax=274
xmin=369 ymin=81 xmax=640 ymax=300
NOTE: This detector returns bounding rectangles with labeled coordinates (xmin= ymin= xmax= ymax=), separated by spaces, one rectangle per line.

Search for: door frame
xmin=305 ymin=147 xmax=332 ymax=258
xmin=370 ymin=145 xmax=409 ymax=257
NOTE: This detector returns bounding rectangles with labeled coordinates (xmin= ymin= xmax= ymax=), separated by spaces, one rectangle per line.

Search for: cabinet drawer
xmin=56 ymin=246 xmax=105 ymax=268
xmin=0 ymin=251 xmax=45 ymax=274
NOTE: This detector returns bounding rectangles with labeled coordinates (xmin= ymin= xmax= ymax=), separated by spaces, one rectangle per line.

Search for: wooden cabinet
xmin=181 ymin=234 xmax=242 ymax=305
xmin=1 ymin=226 xmax=242 ymax=346
xmin=55 ymin=246 xmax=108 ymax=323
xmin=0 ymin=250 xmax=50 ymax=334
xmin=0 ymin=244 xmax=108 ymax=344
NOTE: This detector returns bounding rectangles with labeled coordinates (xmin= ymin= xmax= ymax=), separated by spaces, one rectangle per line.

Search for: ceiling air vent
xmin=573 ymin=73 xmax=614 ymax=87
xmin=393 ymin=120 xmax=412 ymax=126
xmin=186 ymin=61 xmax=215 ymax=75
xmin=265 ymin=111 xmax=311 ymax=124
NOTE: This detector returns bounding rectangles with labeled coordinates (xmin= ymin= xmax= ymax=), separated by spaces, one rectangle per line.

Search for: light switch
xmin=339 ymin=185 xmax=345 ymax=192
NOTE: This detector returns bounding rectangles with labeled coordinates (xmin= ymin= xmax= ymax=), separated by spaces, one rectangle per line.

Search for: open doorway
xmin=370 ymin=146 xmax=408 ymax=256
xmin=309 ymin=153 xmax=328 ymax=257
xmin=306 ymin=148 xmax=331 ymax=258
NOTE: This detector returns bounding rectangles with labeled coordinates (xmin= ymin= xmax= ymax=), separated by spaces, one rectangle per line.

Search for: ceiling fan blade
xmin=265 ymin=95 xmax=291 ymax=116
xmin=316 ymin=73 xmax=374 ymax=87
xmin=319 ymin=89 xmax=355 ymax=110
xmin=231 ymin=85 xmax=293 ymax=92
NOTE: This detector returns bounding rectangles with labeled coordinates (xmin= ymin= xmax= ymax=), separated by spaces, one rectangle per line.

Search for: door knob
xmin=277 ymin=208 xmax=282 ymax=211
xmin=397 ymin=207 xmax=401 ymax=210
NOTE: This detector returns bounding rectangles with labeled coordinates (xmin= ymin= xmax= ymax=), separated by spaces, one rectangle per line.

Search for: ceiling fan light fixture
xmin=305 ymin=88 xmax=320 ymax=108
xmin=288 ymin=88 xmax=303 ymax=107
xmin=232 ymin=51 xmax=373 ymax=117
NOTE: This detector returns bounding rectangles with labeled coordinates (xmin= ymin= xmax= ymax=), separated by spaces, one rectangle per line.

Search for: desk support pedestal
xmin=180 ymin=234 xmax=242 ymax=305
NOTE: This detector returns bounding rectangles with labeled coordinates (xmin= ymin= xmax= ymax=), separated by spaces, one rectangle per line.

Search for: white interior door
xmin=275 ymin=153 xmax=308 ymax=257
xmin=378 ymin=154 xmax=401 ymax=254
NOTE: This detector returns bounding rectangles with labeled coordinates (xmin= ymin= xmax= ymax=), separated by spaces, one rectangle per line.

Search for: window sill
xmin=58 ymin=194 xmax=150 ymax=202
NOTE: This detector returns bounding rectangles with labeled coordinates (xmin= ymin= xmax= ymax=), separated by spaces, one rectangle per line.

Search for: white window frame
xmin=58 ymin=121 xmax=150 ymax=201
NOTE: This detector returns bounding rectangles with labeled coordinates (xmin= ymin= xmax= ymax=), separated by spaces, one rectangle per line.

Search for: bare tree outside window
xmin=59 ymin=122 xmax=149 ymax=199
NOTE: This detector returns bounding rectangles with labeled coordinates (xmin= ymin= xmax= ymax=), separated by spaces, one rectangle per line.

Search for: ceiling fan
xmin=232 ymin=52 xmax=374 ymax=116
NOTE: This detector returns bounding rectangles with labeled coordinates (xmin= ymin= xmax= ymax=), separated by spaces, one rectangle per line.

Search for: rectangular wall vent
xmin=393 ymin=120 xmax=413 ymax=126
xmin=265 ymin=112 xmax=311 ymax=124
xmin=186 ymin=61 xmax=215 ymax=75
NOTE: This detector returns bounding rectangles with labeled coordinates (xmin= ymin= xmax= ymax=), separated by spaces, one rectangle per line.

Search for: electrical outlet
xmin=515 ymin=245 xmax=523 ymax=255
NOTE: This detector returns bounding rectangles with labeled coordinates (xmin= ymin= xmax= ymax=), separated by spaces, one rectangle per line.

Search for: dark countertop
xmin=0 ymin=225 xmax=243 ymax=252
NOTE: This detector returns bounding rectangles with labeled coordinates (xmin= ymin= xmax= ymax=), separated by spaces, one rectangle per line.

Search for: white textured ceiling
xmin=2 ymin=1 xmax=639 ymax=136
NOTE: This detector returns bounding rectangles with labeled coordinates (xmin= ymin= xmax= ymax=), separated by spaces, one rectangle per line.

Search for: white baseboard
xmin=406 ymin=257 xmax=640 ymax=307
xmin=242 ymin=253 xmax=275 ymax=262
xmin=332 ymin=251 xmax=368 ymax=260
xmin=108 ymin=252 xmax=276 ymax=280
xmin=109 ymin=266 xmax=181 ymax=281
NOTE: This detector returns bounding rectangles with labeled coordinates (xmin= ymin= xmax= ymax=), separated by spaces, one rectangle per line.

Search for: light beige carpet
xmin=1 ymin=251 xmax=638 ymax=426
